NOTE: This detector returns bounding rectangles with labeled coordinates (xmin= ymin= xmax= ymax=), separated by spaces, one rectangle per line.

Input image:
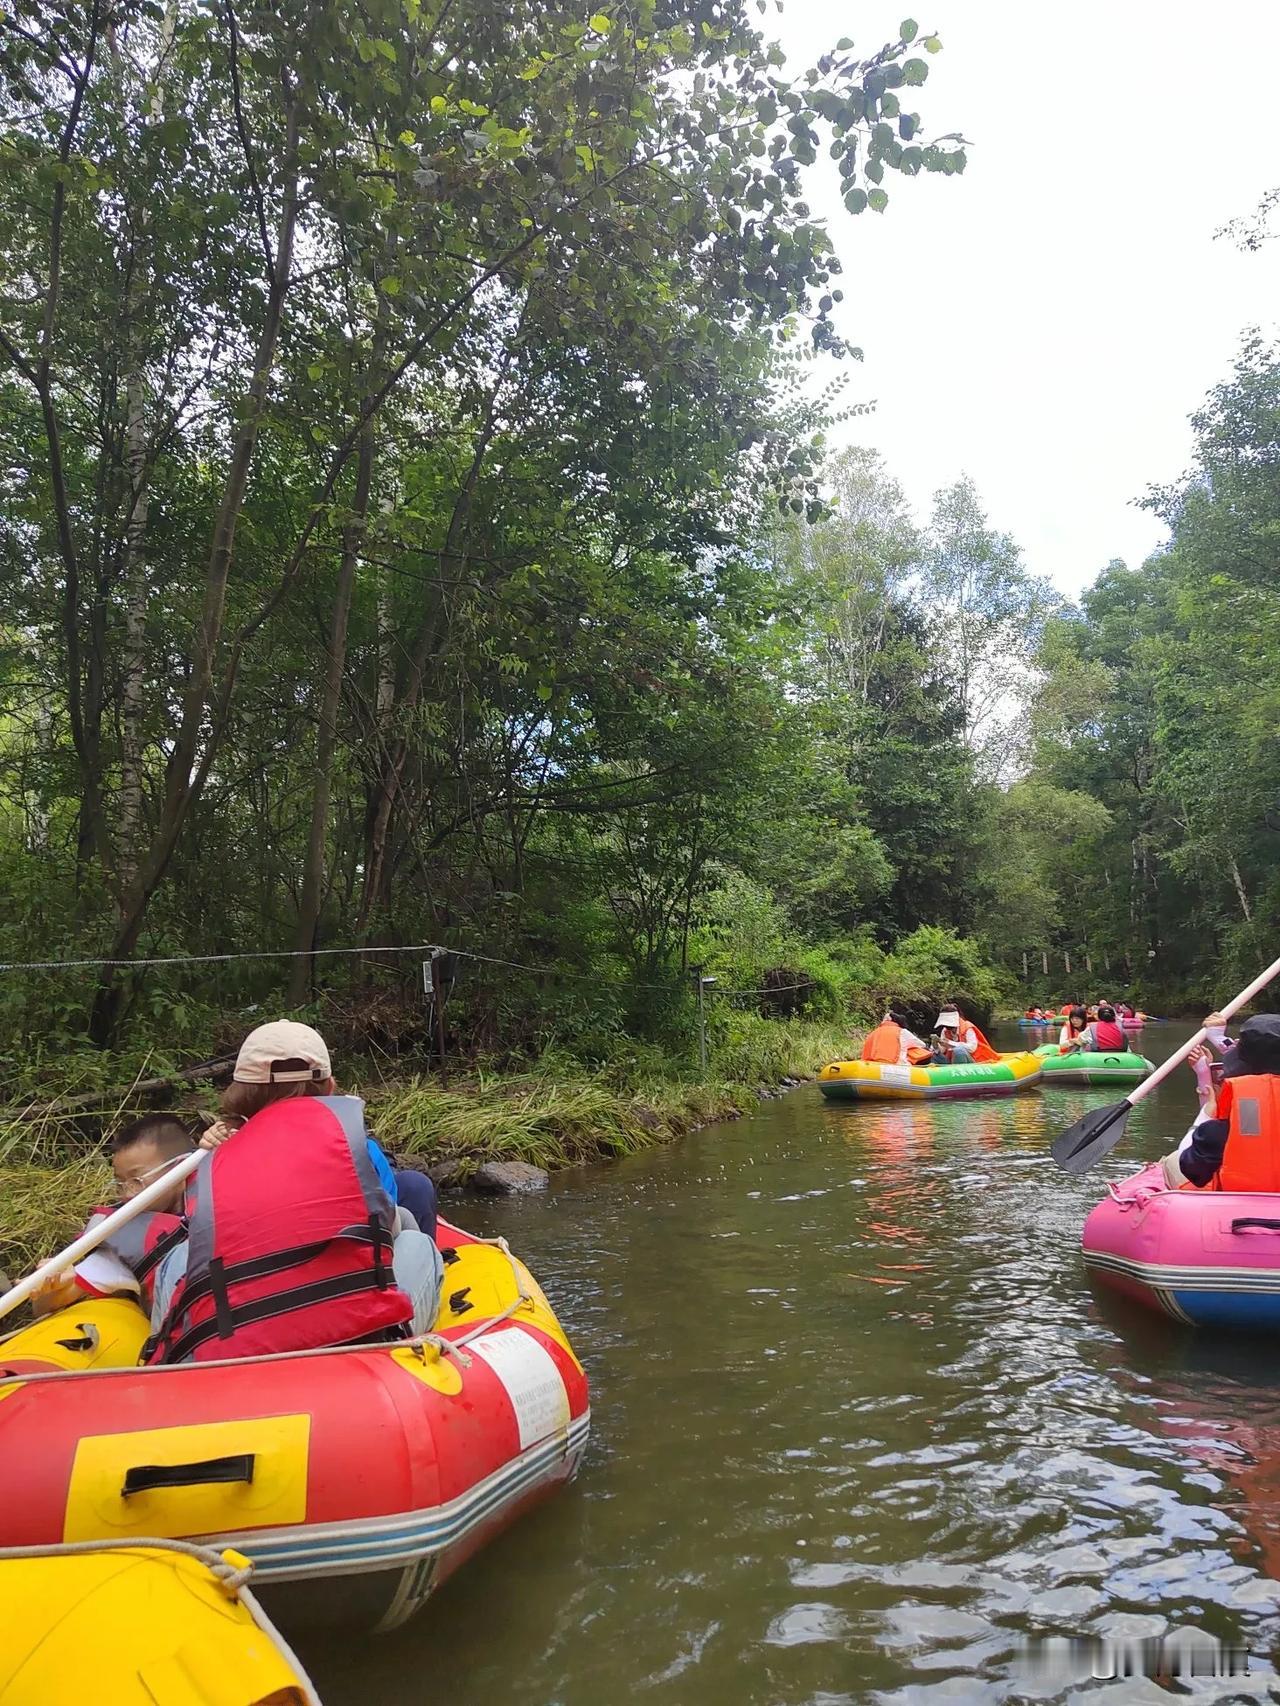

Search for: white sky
xmin=777 ymin=0 xmax=1280 ymax=597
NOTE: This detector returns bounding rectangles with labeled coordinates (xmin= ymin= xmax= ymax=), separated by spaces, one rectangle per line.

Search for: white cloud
xmin=777 ymin=0 xmax=1280 ymax=596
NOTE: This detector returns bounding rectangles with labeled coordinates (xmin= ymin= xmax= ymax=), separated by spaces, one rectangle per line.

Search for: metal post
xmin=430 ymin=950 xmax=448 ymax=1087
xmin=1041 ymin=950 xmax=1049 ymax=976
xmin=694 ymin=965 xmax=707 ymax=1074
xmin=1021 ymin=949 xmax=1028 ymax=981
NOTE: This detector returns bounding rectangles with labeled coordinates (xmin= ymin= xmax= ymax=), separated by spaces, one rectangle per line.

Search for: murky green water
xmin=312 ymin=1025 xmax=1280 ymax=1701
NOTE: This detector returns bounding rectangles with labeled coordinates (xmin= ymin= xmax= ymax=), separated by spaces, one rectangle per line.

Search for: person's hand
xmin=1205 ymin=1012 xmax=1226 ymax=1029
xmin=1188 ymin=1044 xmax=1215 ymax=1102
xmin=30 ymin=1268 xmax=78 ymax=1317
xmin=199 ymin=1120 xmax=233 ymax=1151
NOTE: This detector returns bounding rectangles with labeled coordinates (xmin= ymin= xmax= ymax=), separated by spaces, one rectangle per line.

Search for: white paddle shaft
xmin=1120 ymin=949 xmax=1280 ymax=1111
xmin=0 ymin=1147 xmax=205 ymax=1323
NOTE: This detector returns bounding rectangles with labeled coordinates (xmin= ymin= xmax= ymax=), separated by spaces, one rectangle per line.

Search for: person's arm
xmin=366 ymin=1134 xmax=399 ymax=1206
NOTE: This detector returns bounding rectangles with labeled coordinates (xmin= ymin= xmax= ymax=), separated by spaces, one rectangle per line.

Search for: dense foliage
xmin=2 ymin=0 xmax=1029 ymax=1071
xmin=1001 ymin=334 xmax=1280 ymax=1011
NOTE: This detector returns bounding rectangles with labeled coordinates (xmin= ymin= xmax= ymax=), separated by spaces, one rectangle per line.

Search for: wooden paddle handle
xmin=1122 ymin=948 xmax=1280 ymax=1111
xmin=0 ymin=1147 xmax=205 ymax=1323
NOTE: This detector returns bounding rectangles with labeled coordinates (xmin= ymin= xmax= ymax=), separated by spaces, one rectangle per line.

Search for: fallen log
xmin=1 ymin=1053 xmax=236 ymax=1123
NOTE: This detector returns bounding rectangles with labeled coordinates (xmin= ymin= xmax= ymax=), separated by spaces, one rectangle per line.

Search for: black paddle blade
xmin=1050 ymin=1096 xmax=1135 ymax=1175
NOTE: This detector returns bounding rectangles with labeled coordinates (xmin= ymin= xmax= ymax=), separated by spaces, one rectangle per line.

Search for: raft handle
xmin=54 ymin=1322 xmax=100 ymax=1354
xmin=122 ymin=1454 xmax=256 ymax=1497
xmin=1230 ymin=1218 xmax=1280 ymax=1235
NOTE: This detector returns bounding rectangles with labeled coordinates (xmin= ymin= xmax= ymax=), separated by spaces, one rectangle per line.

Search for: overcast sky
xmin=776 ymin=0 xmax=1280 ymax=597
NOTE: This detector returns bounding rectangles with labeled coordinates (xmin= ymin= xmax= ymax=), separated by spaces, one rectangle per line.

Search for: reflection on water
xmin=309 ymin=1026 xmax=1280 ymax=1702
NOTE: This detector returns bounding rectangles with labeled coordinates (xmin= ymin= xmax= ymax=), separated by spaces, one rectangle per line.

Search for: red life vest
xmin=86 ymin=1208 xmax=186 ymax=1307
xmin=1092 ymin=1019 xmax=1128 ymax=1052
xmin=1213 ymin=1075 xmax=1280 ymax=1193
xmin=148 ymin=1096 xmax=410 ymax=1364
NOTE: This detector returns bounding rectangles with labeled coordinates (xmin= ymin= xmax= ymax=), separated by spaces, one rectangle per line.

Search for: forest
xmin=2 ymin=0 xmax=1277 ymax=1095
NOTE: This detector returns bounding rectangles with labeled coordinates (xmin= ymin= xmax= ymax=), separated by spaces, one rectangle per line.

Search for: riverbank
xmin=0 ymin=1017 xmax=855 ymax=1281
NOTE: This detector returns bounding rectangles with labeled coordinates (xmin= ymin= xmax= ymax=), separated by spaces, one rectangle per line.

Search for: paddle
xmin=0 ymin=1146 xmax=205 ymax=1324
xmin=1051 ymin=949 xmax=1280 ymax=1175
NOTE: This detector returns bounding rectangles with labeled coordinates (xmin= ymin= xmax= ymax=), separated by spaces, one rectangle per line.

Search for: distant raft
xmin=1033 ymin=1043 xmax=1153 ymax=1086
xmin=1018 ymin=1017 xmax=1055 ymax=1028
xmin=817 ymin=1051 xmax=1043 ymax=1102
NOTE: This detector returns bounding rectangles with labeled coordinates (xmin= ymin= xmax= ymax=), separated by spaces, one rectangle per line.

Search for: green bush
xmin=871 ymin=925 xmax=1006 ymax=1027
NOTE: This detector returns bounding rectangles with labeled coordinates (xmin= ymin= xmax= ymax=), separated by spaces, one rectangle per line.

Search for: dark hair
xmin=111 ymin=1112 xmax=195 ymax=1158
xmin=1069 ymin=1006 xmax=1087 ymax=1026
xmin=220 ymin=1065 xmax=330 ymax=1126
xmin=1097 ymin=1004 xmax=1116 ymax=1022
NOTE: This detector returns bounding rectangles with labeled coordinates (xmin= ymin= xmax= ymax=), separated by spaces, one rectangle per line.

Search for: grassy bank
xmin=0 ymin=1016 xmax=855 ymax=1282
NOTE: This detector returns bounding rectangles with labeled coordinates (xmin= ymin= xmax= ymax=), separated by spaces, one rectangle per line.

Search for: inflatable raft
xmin=1018 ymin=1017 xmax=1054 ymax=1028
xmin=0 ymin=1221 xmax=588 ymax=1634
xmin=1033 ymin=1043 xmax=1152 ymax=1086
xmin=1083 ymin=1163 xmax=1280 ymax=1330
xmin=0 ymin=1539 xmax=319 ymax=1705
xmin=818 ymin=1051 xmax=1042 ymax=1102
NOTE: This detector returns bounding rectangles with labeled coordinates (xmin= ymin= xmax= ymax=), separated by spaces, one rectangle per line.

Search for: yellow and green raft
xmin=1033 ymin=1042 xmax=1153 ymax=1086
xmin=818 ymin=1050 xmax=1043 ymax=1102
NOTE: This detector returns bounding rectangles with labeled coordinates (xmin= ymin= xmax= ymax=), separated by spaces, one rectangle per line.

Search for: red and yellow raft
xmin=0 ymin=1221 xmax=588 ymax=1633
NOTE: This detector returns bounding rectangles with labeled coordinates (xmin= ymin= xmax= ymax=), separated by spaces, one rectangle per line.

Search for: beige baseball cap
xmin=233 ymin=1020 xmax=332 ymax=1084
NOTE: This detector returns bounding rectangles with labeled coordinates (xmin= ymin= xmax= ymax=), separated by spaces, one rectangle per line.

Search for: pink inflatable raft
xmin=1083 ymin=1162 xmax=1280 ymax=1330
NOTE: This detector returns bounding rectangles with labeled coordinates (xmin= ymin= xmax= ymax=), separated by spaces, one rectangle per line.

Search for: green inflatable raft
xmin=1032 ymin=1042 xmax=1152 ymax=1086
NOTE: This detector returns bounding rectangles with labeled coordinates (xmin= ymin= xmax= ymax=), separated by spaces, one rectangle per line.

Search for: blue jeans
xmin=393 ymin=1169 xmax=438 ymax=1240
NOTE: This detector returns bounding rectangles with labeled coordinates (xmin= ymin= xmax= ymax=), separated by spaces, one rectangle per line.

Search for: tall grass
xmin=0 ymin=1158 xmax=110 ymax=1281
xmin=0 ymin=1015 xmax=857 ymax=1279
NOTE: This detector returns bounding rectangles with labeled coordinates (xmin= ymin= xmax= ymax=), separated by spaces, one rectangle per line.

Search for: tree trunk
xmin=358 ymin=356 xmax=513 ymax=929
xmin=89 ymin=87 xmax=302 ymax=1045
xmin=1229 ymin=853 xmax=1253 ymax=924
xmin=289 ymin=416 xmax=376 ymax=1001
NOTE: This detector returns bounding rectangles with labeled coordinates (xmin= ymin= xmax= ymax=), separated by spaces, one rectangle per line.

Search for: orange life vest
xmin=1212 ymin=1075 xmax=1280 ymax=1194
xmin=862 ymin=1022 xmax=902 ymax=1064
xmin=957 ymin=1020 xmax=999 ymax=1063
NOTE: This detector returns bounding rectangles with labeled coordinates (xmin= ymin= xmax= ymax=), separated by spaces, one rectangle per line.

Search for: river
xmin=310 ymin=1024 xmax=1280 ymax=1701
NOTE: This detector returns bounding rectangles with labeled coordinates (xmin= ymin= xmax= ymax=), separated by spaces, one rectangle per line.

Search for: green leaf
xmin=923 ymin=34 xmax=942 ymax=52
xmin=381 ymin=275 xmax=402 ymax=295
xmin=398 ymin=130 xmax=416 ymax=146
xmin=844 ymin=187 xmax=867 ymax=214
xmin=868 ymin=187 xmax=888 ymax=212
xmin=590 ymin=11 xmax=610 ymax=29
xmin=307 ymin=363 xmax=325 ymax=381
xmin=902 ymin=58 xmax=928 ymax=86
xmin=900 ymin=18 xmax=918 ymax=40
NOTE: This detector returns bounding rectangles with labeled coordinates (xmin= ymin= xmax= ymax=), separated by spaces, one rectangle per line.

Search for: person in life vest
xmin=1063 ymin=1002 xmax=1130 ymax=1055
xmin=1162 ymin=1015 xmax=1280 ymax=1191
xmin=1058 ymin=1005 xmax=1088 ymax=1049
xmin=29 ymin=1113 xmax=194 ymax=1318
xmin=860 ymin=1011 xmax=932 ymax=1066
xmin=147 ymin=1020 xmax=443 ymax=1363
xmin=937 ymin=1006 xmax=999 ymax=1063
